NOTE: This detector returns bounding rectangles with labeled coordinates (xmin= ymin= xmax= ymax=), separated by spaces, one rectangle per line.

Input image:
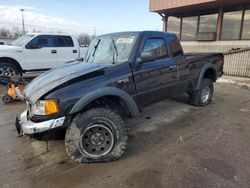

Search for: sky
xmin=0 ymin=0 xmax=162 ymax=36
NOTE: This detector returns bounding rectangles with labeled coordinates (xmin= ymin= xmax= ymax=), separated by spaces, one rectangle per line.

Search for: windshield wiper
xmin=86 ymin=39 xmax=101 ymax=62
xmin=112 ymin=39 xmax=118 ymax=64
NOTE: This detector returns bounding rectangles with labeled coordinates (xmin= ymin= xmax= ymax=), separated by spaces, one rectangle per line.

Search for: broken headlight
xmin=31 ymin=100 xmax=59 ymax=116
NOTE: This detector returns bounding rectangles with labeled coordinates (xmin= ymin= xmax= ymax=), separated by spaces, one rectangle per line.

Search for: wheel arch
xmin=196 ymin=63 xmax=217 ymax=90
xmin=69 ymin=87 xmax=140 ymax=118
xmin=0 ymin=57 xmax=23 ymax=74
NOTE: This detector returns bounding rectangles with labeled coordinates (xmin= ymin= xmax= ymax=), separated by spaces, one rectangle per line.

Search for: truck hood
xmin=0 ymin=45 xmax=22 ymax=52
xmin=23 ymin=61 xmax=110 ymax=104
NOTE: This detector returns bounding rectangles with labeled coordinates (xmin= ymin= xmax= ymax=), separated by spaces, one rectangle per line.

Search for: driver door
xmin=23 ymin=35 xmax=59 ymax=70
xmin=132 ymin=36 xmax=178 ymax=107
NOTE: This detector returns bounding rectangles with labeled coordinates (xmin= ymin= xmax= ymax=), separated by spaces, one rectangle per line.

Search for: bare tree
xmin=32 ymin=28 xmax=42 ymax=33
xmin=77 ymin=33 xmax=91 ymax=46
xmin=11 ymin=27 xmax=22 ymax=37
xmin=0 ymin=27 xmax=10 ymax=37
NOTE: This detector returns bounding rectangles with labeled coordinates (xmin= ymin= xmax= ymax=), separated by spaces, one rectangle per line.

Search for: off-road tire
xmin=0 ymin=62 xmax=21 ymax=77
xmin=65 ymin=108 xmax=128 ymax=163
xmin=189 ymin=78 xmax=214 ymax=107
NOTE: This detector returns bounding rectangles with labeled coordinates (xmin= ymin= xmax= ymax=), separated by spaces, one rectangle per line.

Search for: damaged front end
xmin=16 ymin=109 xmax=65 ymax=135
xmin=15 ymin=61 xmax=110 ymax=136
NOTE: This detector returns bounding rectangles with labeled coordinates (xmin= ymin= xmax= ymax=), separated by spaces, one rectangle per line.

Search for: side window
xmin=26 ymin=35 xmax=52 ymax=48
xmin=64 ymin=36 xmax=74 ymax=47
xmin=170 ymin=39 xmax=184 ymax=60
xmin=54 ymin=36 xmax=74 ymax=47
xmin=142 ymin=38 xmax=168 ymax=59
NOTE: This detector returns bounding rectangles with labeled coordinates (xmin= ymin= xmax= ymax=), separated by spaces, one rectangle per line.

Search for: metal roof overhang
xmin=150 ymin=0 xmax=250 ymax=16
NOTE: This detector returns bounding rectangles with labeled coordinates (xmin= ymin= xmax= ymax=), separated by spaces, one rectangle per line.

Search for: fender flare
xmin=70 ymin=87 xmax=140 ymax=117
xmin=0 ymin=57 xmax=23 ymax=73
xmin=196 ymin=63 xmax=218 ymax=90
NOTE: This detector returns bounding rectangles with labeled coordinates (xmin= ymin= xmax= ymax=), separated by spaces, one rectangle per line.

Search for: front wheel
xmin=0 ymin=63 xmax=21 ymax=77
xmin=189 ymin=78 xmax=214 ymax=107
xmin=65 ymin=108 xmax=128 ymax=163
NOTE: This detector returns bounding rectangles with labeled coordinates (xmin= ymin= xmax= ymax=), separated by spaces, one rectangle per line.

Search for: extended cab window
xmin=142 ymin=38 xmax=168 ymax=59
xmin=170 ymin=39 xmax=184 ymax=60
xmin=54 ymin=36 xmax=74 ymax=47
xmin=26 ymin=35 xmax=53 ymax=48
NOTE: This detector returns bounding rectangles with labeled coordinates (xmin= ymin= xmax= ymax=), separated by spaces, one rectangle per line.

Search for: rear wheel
xmin=65 ymin=108 xmax=128 ymax=163
xmin=189 ymin=78 xmax=214 ymax=107
xmin=0 ymin=63 xmax=20 ymax=77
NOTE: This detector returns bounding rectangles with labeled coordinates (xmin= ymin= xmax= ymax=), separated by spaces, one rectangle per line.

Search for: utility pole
xmin=94 ymin=27 xmax=96 ymax=37
xmin=20 ymin=9 xmax=25 ymax=34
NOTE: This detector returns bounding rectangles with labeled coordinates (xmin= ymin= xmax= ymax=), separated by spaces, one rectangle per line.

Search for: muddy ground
xmin=0 ymin=83 xmax=250 ymax=188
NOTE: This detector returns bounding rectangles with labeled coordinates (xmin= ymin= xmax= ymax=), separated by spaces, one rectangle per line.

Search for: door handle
xmin=51 ymin=50 xmax=57 ymax=54
xmin=169 ymin=65 xmax=177 ymax=70
xmin=73 ymin=49 xmax=77 ymax=53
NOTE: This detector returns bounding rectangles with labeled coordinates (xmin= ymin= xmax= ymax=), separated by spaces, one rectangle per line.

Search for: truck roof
xmin=100 ymin=31 xmax=177 ymax=38
xmin=26 ymin=33 xmax=73 ymax=36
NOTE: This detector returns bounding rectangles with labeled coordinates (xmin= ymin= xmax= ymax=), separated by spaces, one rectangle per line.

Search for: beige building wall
xmin=149 ymin=0 xmax=250 ymax=77
xmin=150 ymin=0 xmax=215 ymax=12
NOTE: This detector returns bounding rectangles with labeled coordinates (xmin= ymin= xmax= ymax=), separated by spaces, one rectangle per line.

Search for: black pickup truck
xmin=16 ymin=31 xmax=224 ymax=163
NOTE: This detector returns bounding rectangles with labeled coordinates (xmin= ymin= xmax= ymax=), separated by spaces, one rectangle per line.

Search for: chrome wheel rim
xmin=201 ymin=86 xmax=211 ymax=104
xmin=80 ymin=124 xmax=114 ymax=157
xmin=0 ymin=66 xmax=15 ymax=77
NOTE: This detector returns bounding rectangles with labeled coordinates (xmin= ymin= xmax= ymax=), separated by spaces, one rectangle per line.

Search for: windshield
xmin=86 ymin=33 xmax=139 ymax=64
xmin=10 ymin=34 xmax=34 ymax=46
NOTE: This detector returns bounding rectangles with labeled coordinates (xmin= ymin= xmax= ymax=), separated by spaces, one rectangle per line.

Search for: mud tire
xmin=65 ymin=108 xmax=128 ymax=163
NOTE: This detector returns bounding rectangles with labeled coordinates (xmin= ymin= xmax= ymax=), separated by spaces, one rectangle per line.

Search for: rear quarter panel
xmin=185 ymin=53 xmax=223 ymax=88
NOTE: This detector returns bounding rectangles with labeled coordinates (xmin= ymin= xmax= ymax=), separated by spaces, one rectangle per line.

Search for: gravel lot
xmin=0 ymin=82 xmax=250 ymax=188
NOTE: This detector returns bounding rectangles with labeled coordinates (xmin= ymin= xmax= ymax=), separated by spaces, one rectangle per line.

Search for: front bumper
xmin=16 ymin=109 xmax=65 ymax=135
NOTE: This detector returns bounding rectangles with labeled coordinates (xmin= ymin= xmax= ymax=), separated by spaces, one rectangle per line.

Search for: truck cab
xmin=0 ymin=33 xmax=87 ymax=76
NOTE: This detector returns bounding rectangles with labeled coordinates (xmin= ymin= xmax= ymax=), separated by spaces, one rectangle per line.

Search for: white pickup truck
xmin=0 ymin=33 xmax=88 ymax=76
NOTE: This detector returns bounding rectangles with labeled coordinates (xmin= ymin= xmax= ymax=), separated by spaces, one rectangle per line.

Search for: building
xmin=150 ymin=0 xmax=250 ymax=77
xmin=0 ymin=37 xmax=17 ymax=45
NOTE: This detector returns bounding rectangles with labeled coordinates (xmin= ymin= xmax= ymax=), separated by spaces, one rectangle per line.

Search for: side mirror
xmin=140 ymin=51 xmax=157 ymax=63
xmin=26 ymin=44 xmax=42 ymax=49
xmin=75 ymin=57 xmax=84 ymax=62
